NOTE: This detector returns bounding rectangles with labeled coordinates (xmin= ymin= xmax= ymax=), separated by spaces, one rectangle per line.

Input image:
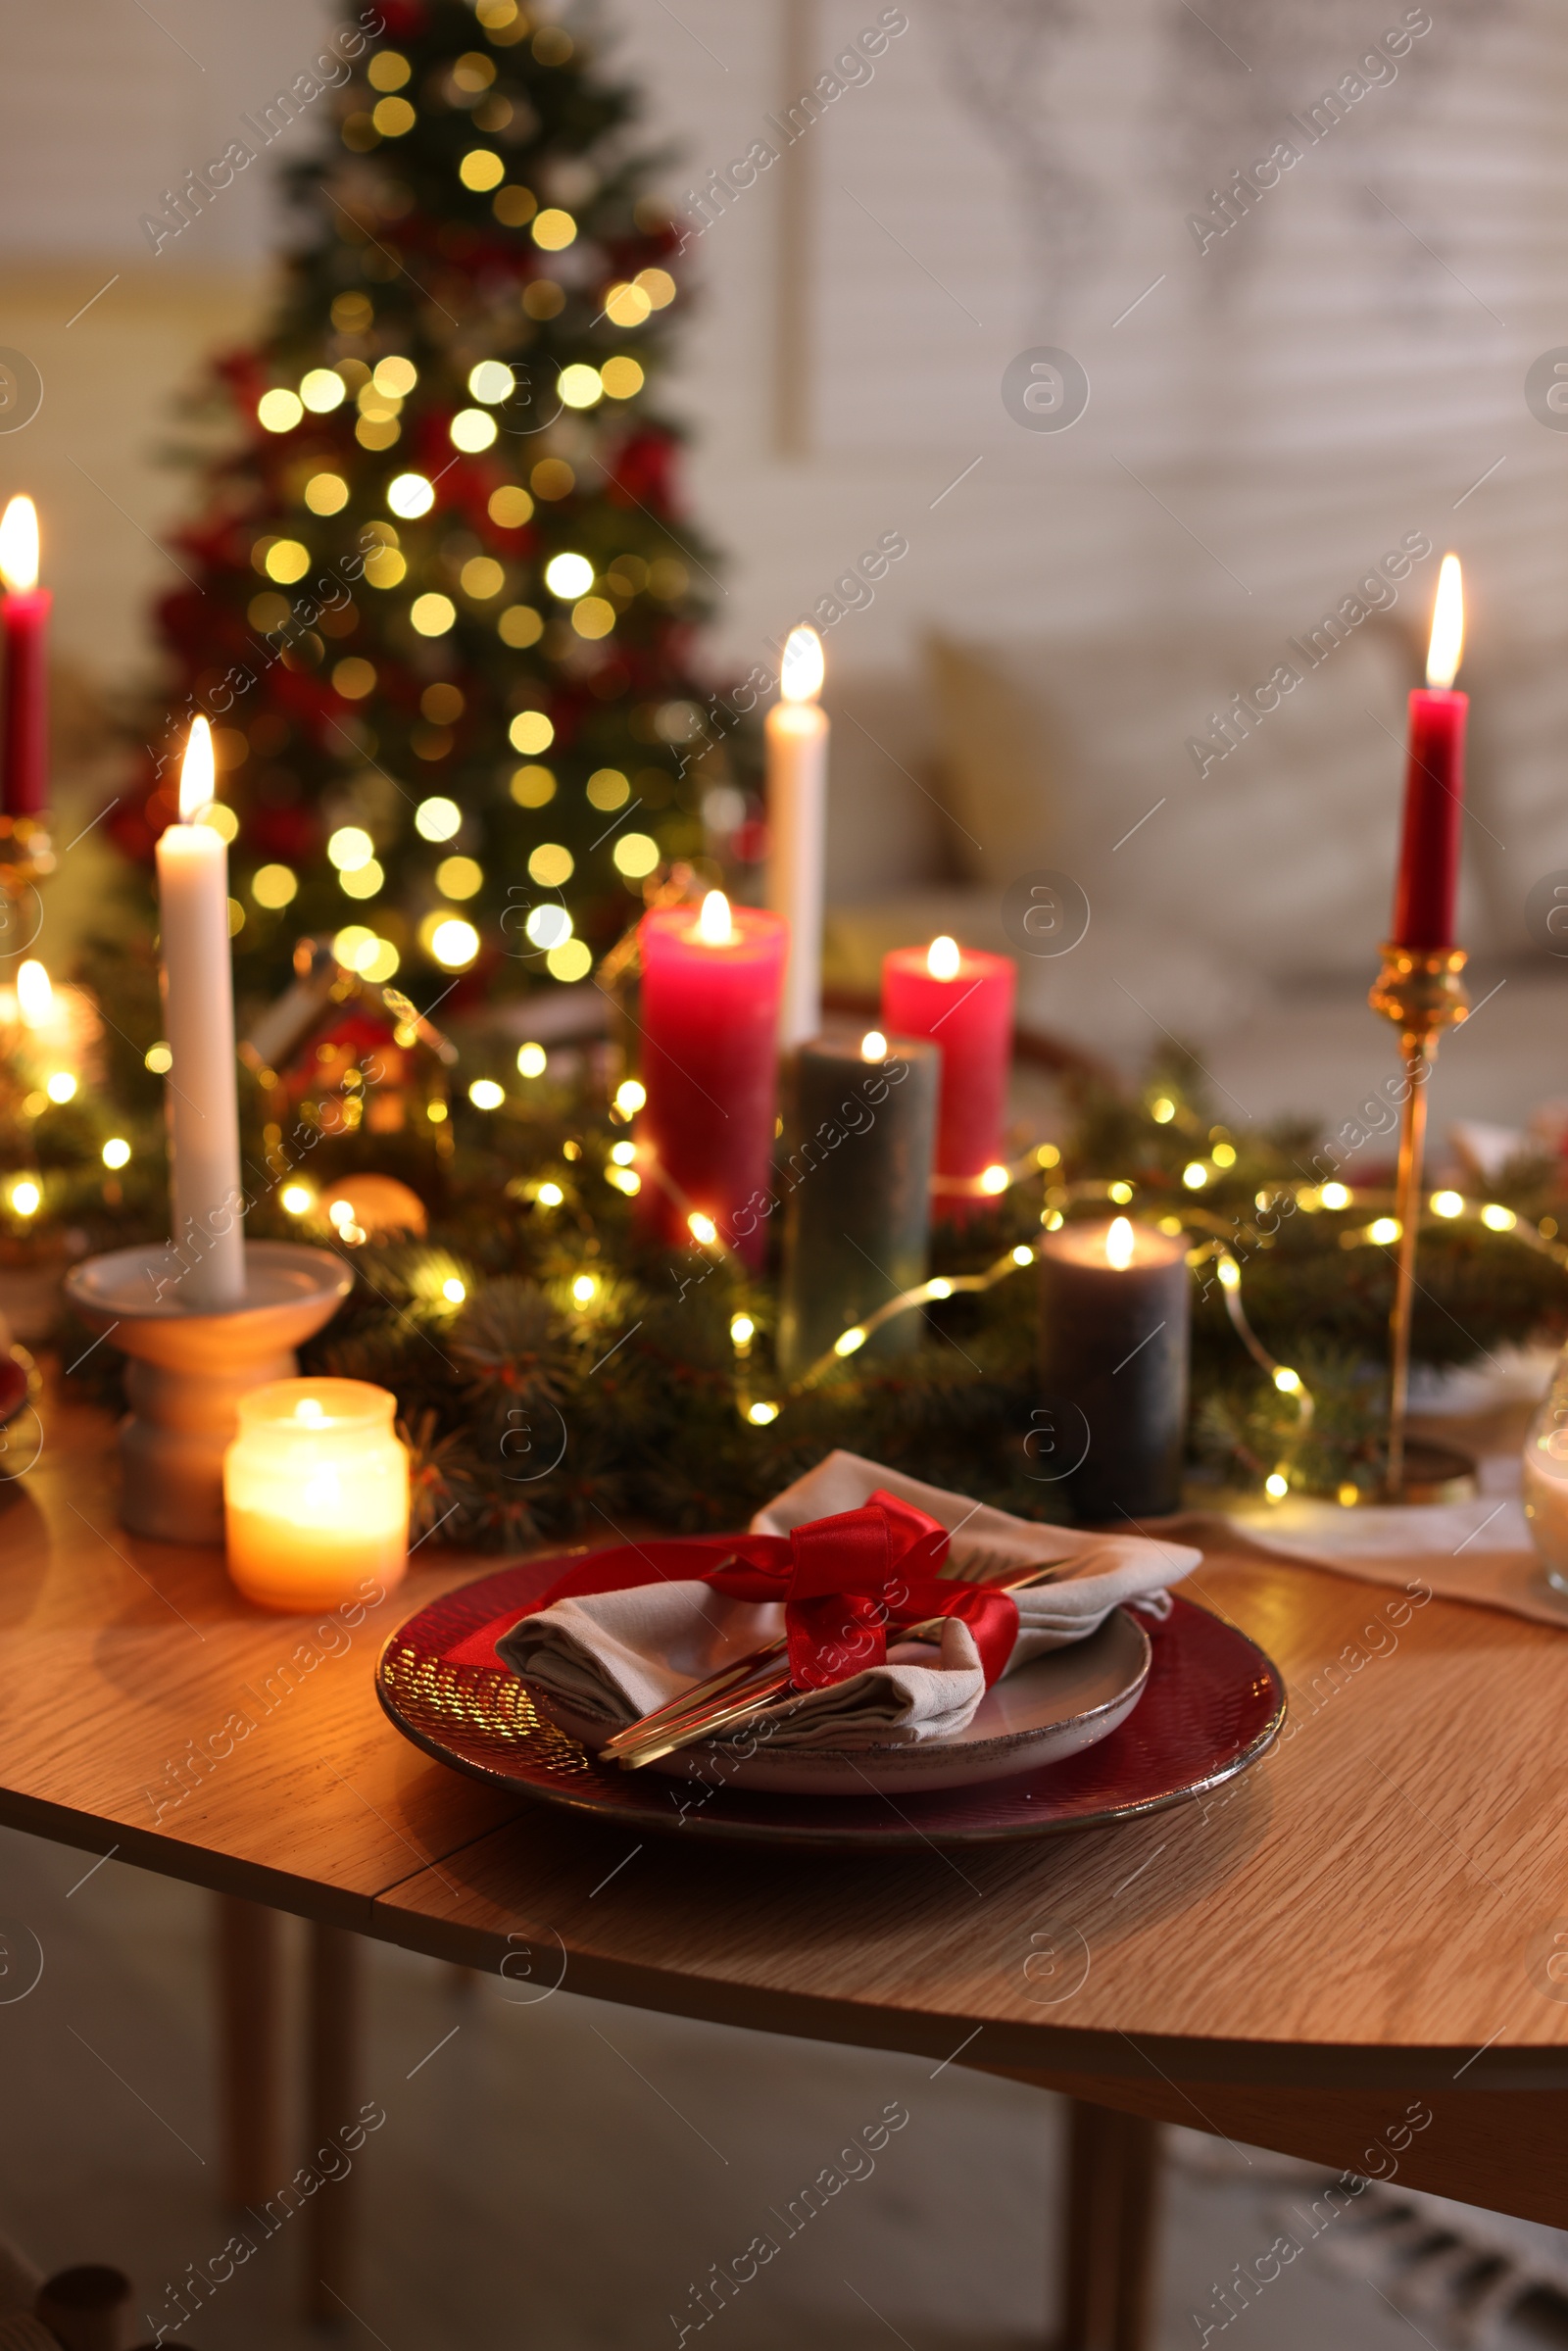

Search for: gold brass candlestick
xmin=1367 ymin=940 xmax=1474 ymax=1501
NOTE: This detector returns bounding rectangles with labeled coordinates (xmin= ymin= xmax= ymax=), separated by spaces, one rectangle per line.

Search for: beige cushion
xmin=925 ymin=623 xmax=1488 ymax=983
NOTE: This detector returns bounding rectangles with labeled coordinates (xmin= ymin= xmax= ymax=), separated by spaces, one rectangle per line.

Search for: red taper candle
xmin=0 ymin=497 xmax=49 ymax=818
xmin=637 ymin=892 xmax=786 ymax=1268
xmin=1391 ymin=553 xmax=1466 ymax=951
xmin=880 ymin=936 xmax=1015 ymax=1198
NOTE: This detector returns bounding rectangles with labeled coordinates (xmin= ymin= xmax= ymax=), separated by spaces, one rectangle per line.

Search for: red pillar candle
xmin=637 ymin=892 xmax=786 ymax=1267
xmin=1391 ymin=553 xmax=1466 ymax=951
xmin=880 ymin=935 xmax=1016 ymax=1191
xmin=0 ymin=497 xmax=49 ymax=818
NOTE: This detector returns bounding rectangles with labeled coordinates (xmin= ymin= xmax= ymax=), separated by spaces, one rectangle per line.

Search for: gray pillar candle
xmin=1038 ymin=1215 xmax=1191 ymax=1521
xmin=777 ymin=1034 xmax=939 ymax=1378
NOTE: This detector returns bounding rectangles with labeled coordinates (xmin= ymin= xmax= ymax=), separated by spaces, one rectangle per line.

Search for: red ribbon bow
xmin=524 ymin=1492 xmax=1020 ymax=1694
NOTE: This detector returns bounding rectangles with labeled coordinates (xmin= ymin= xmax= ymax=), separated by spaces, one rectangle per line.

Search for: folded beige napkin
xmin=1166 ymin=1449 xmax=1568 ymax=1629
xmin=500 ymin=1449 xmax=1200 ymax=1750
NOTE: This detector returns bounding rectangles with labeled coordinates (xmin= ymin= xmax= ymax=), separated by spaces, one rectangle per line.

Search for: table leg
xmin=305 ymin=1922 xmax=362 ymax=2327
xmin=1058 ymin=2099 xmax=1162 ymax=2351
xmin=214 ymin=1894 xmax=283 ymax=2208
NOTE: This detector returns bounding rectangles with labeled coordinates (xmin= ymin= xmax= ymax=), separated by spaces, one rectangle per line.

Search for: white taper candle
xmin=155 ymin=717 xmax=246 ymax=1307
xmin=764 ymin=624 xmax=828 ymax=1050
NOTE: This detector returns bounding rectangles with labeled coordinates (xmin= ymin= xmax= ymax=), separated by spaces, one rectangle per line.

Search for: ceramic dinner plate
xmin=531 ymin=1608 xmax=1152 ymax=1796
xmin=376 ymin=1540 xmax=1288 ymax=1848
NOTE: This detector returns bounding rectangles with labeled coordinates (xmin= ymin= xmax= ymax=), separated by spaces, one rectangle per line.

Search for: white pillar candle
xmin=223 ymin=1378 xmax=409 ymax=1611
xmin=155 ymin=716 xmax=246 ymax=1307
xmin=764 ymin=623 xmax=828 ymax=1049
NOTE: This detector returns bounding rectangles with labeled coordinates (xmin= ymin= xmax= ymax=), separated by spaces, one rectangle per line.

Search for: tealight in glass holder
xmin=1523 ymin=1347 xmax=1568 ymax=1596
xmin=223 ymin=1377 xmax=410 ymax=1612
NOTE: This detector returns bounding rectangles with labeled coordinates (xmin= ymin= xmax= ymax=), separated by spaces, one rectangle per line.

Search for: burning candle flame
xmin=0 ymin=496 xmax=38 ymax=593
xmin=696 ymin=889 xmax=734 ymax=946
xmin=780 ymin=624 xmax=824 ymax=705
xmin=15 ymin=958 xmax=51 ymax=1028
xmin=926 ymin=935 xmax=960 ymax=981
xmin=178 ymin=715 xmax=215 ymax=822
xmin=1105 ymin=1216 xmax=1135 ymax=1270
xmin=860 ymin=1029 xmax=887 ymax=1061
xmin=1426 ymin=553 xmax=1464 ymax=690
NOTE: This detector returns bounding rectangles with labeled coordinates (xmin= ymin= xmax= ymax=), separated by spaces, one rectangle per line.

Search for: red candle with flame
xmin=637 ymin=892 xmax=786 ymax=1267
xmin=1391 ymin=554 xmax=1466 ymax=951
xmin=880 ymin=935 xmax=1015 ymax=1196
xmin=0 ymin=497 xmax=49 ymax=818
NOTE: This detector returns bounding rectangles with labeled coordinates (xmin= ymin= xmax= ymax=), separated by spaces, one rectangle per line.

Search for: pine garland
xmin=35 ymin=1038 xmax=1568 ymax=1542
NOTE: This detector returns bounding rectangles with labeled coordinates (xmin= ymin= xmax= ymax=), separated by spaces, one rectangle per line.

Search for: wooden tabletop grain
xmin=8 ymin=1392 xmax=1568 ymax=2100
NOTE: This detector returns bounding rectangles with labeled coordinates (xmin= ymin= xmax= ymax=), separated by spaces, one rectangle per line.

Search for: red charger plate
xmin=376 ymin=1541 xmax=1286 ymax=1849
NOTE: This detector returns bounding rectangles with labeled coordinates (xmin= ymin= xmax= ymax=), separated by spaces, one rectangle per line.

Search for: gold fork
xmin=605 ymin=1556 xmax=1071 ymax=1772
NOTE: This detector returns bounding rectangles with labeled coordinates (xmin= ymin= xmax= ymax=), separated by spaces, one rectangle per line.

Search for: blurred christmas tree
xmin=110 ymin=0 xmax=722 ymax=1015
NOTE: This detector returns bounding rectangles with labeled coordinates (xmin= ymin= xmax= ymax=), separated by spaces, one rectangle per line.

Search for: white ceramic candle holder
xmin=64 ymin=1241 xmax=353 ymax=1544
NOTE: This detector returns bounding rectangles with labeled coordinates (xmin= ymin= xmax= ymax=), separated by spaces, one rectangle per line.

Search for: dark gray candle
xmin=777 ymin=1034 xmax=939 ymax=1379
xmin=1038 ymin=1215 xmax=1190 ymax=1521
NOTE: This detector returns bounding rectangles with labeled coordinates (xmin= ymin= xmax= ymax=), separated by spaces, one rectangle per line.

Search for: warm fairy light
xmin=1482 ymin=1202 xmax=1517 ymax=1232
xmin=178 ymin=716 xmax=215 ymax=822
xmin=780 ymin=624 xmax=824 ymax=704
xmin=439 ymin=1277 xmax=466 ymax=1305
xmin=860 ymin=1030 xmax=887 ymax=1061
xmin=9 ymin=1179 xmax=40 ymax=1217
xmin=102 ymin=1138 xmax=130 ymax=1169
xmin=571 ymin=1274 xmax=598 ymax=1305
xmin=748 ymin=1400 xmax=779 ymax=1426
xmin=980 ymin=1164 xmax=1009 ymax=1195
xmin=614 ymin=1078 xmax=646 ymax=1115
xmin=1211 ymin=1142 xmax=1237 ymax=1168
xmin=687 ymin=1210 xmax=718 ymax=1246
xmin=536 ymin=1181 xmax=564 ymax=1207
xmin=729 ymin=1314 xmax=755 ymax=1347
xmin=1151 ymin=1096 xmax=1176 ymax=1124
xmin=1426 ymin=553 xmax=1464 ymax=690
xmin=15 ymin=959 xmax=51 ymax=1027
xmin=610 ymin=1140 xmax=636 ymax=1166
xmin=544 ymin=552 xmax=593 ymax=600
xmin=1431 ymin=1190 xmax=1464 ymax=1218
xmin=835 ymin=1327 xmax=867 ymax=1356
xmin=45 ymin=1072 xmax=75 ymax=1103
xmin=927 ymin=1278 xmax=954 ymax=1300
xmin=468 ymin=1080 xmax=505 ymax=1110
xmin=1216 ymin=1258 xmax=1241 ymax=1290
xmin=428 ymin=917 xmax=479 ymax=969
xmin=1273 ymin=1367 xmax=1301 ymax=1395
xmin=926 ymin=935 xmax=960 ymax=981
xmin=1108 ymin=1181 xmax=1134 ymax=1204
xmin=1369 ymin=1216 xmax=1401 ymax=1245
xmin=1264 ymin=1472 xmax=1290 ymax=1502
xmin=696 ymin=891 xmax=733 ymax=947
xmin=517 ymin=1043 xmax=547 ymax=1078
xmin=1182 ymin=1161 xmax=1208 ymax=1190
xmin=1105 ymin=1216 xmax=1135 ymax=1270
xmin=0 ymin=496 xmax=38 ymax=592
xmin=387 ymin=471 xmax=434 ymax=518
xmin=1338 ymin=1483 xmax=1360 ymax=1506
xmin=1319 ymin=1182 xmax=1350 ymax=1210
xmin=1010 ymin=1244 xmax=1033 ymax=1266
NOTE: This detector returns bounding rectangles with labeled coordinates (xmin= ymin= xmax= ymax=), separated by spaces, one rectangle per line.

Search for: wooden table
xmin=7 ymin=1393 xmax=1568 ymax=2348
